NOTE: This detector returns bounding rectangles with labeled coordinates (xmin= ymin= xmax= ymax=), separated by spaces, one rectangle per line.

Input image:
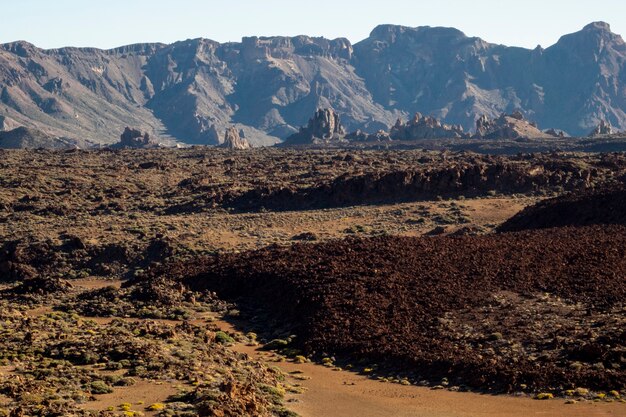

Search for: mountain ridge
xmin=1 ymin=22 xmax=625 ymax=147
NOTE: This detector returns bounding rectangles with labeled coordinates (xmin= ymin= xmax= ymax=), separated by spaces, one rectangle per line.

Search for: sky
xmin=2 ymin=0 xmax=626 ymax=50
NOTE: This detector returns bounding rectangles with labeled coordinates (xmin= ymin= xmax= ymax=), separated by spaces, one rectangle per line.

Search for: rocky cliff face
xmin=1 ymin=22 xmax=626 ymax=147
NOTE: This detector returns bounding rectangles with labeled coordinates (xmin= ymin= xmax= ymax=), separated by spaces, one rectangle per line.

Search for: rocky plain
xmin=0 ymin=145 xmax=624 ymax=416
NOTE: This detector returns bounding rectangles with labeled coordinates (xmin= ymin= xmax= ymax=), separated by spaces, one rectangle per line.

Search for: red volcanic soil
xmin=499 ymin=183 xmax=626 ymax=232
xmin=168 ymin=226 xmax=626 ymax=395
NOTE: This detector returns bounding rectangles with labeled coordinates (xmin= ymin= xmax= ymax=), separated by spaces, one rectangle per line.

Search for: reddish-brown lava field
xmin=499 ymin=183 xmax=626 ymax=231
xmin=169 ymin=226 xmax=626 ymax=395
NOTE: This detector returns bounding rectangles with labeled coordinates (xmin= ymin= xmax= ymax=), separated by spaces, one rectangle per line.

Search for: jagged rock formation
xmin=219 ymin=126 xmax=251 ymax=150
xmin=473 ymin=112 xmax=559 ymax=139
xmin=390 ymin=113 xmax=468 ymax=140
xmin=588 ymin=120 xmax=614 ymax=137
xmin=283 ymin=109 xmax=346 ymax=145
xmin=1 ymin=22 xmax=626 ymax=147
xmin=111 ymin=127 xmax=159 ymax=149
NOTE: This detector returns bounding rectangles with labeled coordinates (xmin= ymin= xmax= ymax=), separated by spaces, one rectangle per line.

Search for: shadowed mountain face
xmin=1 ymin=22 xmax=625 ymax=146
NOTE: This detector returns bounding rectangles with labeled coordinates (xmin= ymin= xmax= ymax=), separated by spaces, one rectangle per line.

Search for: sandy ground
xmin=216 ymin=320 xmax=625 ymax=417
xmin=80 ymin=379 xmax=177 ymax=416
xmin=0 ymin=196 xmax=536 ymax=254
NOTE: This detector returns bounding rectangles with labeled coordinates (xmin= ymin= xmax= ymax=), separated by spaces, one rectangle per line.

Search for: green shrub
xmin=89 ymin=380 xmax=114 ymax=394
xmin=215 ymin=331 xmax=235 ymax=344
xmin=264 ymin=339 xmax=289 ymax=350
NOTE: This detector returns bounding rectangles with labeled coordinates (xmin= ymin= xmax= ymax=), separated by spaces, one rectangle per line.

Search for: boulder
xmin=544 ymin=128 xmax=567 ymax=138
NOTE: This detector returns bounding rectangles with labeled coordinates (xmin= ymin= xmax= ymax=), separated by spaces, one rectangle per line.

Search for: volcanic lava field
xmin=0 ymin=148 xmax=625 ymax=416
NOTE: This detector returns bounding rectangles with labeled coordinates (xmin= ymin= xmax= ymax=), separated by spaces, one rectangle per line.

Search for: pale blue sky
xmin=2 ymin=0 xmax=626 ymax=50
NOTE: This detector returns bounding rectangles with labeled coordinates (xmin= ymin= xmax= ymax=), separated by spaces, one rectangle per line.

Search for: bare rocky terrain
xmin=0 ymin=148 xmax=625 ymax=416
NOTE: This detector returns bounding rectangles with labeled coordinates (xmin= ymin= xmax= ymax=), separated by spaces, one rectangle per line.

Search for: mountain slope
xmin=0 ymin=42 xmax=169 ymax=144
xmin=353 ymin=22 xmax=626 ymax=135
xmin=1 ymin=22 xmax=626 ymax=147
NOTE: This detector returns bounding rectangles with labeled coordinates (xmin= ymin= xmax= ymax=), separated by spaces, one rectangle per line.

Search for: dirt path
xmin=215 ymin=319 xmax=625 ymax=417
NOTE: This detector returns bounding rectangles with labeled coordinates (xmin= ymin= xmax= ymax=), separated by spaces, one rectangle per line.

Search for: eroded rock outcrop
xmin=283 ymin=109 xmax=346 ymax=145
xmin=219 ymin=126 xmax=251 ymax=150
xmin=474 ymin=112 xmax=558 ymax=139
xmin=390 ymin=113 xmax=468 ymax=140
xmin=588 ymin=120 xmax=614 ymax=137
xmin=112 ymin=127 xmax=159 ymax=149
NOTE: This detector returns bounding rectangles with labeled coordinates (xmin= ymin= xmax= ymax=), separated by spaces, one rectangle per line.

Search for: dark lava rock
xmin=169 ymin=225 xmax=626 ymax=393
xmin=227 ymin=155 xmax=606 ymax=212
xmin=291 ymin=232 xmax=319 ymax=241
xmin=426 ymin=226 xmax=447 ymax=235
xmin=4 ymin=277 xmax=73 ymax=297
xmin=498 ymin=183 xmax=626 ymax=232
